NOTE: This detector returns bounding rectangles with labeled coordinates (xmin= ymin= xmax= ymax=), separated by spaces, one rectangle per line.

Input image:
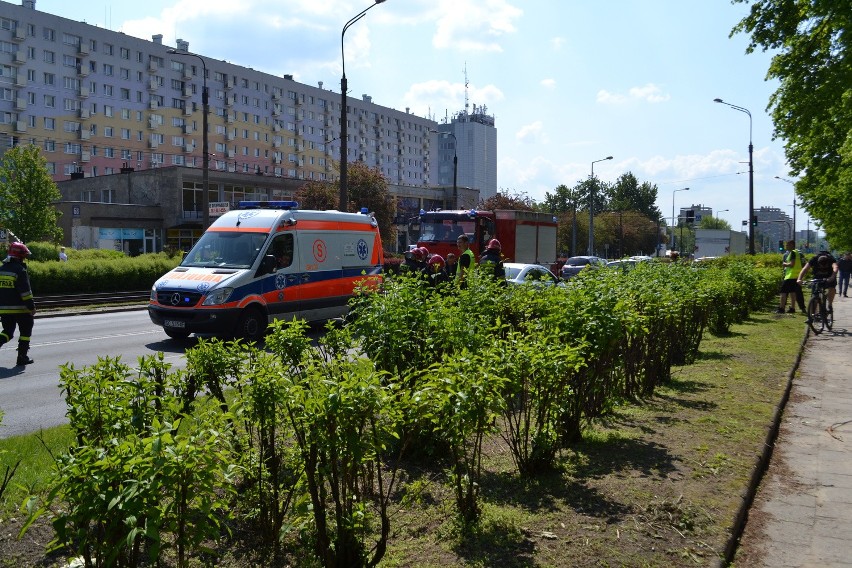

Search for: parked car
xmin=560 ymin=256 xmax=607 ymax=279
xmin=607 ymin=256 xmax=652 ymax=273
xmin=503 ymin=262 xmax=561 ymax=286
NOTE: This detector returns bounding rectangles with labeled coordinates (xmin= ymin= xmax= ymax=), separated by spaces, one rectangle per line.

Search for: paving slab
xmin=735 ymin=296 xmax=852 ymax=567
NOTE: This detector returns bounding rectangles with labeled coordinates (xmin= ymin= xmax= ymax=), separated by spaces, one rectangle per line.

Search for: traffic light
xmin=752 ymin=215 xmax=758 ymax=227
xmin=779 ymin=240 xmax=785 ymax=252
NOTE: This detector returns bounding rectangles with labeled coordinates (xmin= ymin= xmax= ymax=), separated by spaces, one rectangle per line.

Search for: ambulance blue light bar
xmin=238 ymin=200 xmax=299 ymax=210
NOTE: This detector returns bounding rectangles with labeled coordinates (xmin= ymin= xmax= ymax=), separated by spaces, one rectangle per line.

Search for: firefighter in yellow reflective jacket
xmin=0 ymin=242 xmax=36 ymax=366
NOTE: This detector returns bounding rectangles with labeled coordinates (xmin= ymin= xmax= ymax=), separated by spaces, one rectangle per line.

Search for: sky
xmin=35 ymin=0 xmax=807 ymax=233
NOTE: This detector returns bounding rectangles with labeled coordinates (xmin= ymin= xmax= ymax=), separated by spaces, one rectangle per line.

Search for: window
xmin=43 ymin=139 xmax=55 ymax=151
xmin=44 ymin=117 xmax=55 ymax=129
xmin=63 ymin=76 xmax=80 ymax=90
xmin=121 ymin=108 xmax=130 ymax=119
xmin=43 ymin=28 xmax=55 ymax=42
xmin=104 ymin=105 xmax=113 ymax=117
xmin=103 ymin=63 xmax=113 ymax=76
xmin=120 ymin=67 xmax=129 ymax=80
xmin=104 ymin=147 xmax=114 ymax=158
xmin=63 ymin=120 xmax=80 ymax=132
xmin=120 ymin=47 xmax=129 ymax=60
xmin=121 ymin=128 xmax=130 ymax=139
xmin=101 ymin=189 xmax=115 ymax=203
xmin=43 ymin=50 xmax=54 ymax=64
xmin=103 ymin=43 xmax=113 ymax=56
xmin=62 ymin=33 xmax=81 ymax=47
xmin=64 ymin=142 xmax=81 ymax=154
xmin=63 ymin=54 xmax=78 ymax=67
xmin=104 ymin=126 xmax=113 ymax=137
xmin=103 ymin=84 xmax=113 ymax=96
xmin=120 ymin=87 xmax=130 ymax=100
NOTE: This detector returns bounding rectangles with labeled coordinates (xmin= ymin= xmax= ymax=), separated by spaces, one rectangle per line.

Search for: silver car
xmin=503 ymin=263 xmax=561 ymax=286
xmin=560 ymin=256 xmax=607 ymax=279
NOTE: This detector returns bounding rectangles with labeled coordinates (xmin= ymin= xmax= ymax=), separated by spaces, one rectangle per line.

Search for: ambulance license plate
xmin=164 ymin=320 xmax=185 ymax=329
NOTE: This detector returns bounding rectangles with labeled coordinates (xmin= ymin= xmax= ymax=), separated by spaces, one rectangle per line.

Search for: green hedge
xmin=26 ymin=253 xmax=182 ymax=294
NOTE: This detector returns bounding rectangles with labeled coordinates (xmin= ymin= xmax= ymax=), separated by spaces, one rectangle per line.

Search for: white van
xmin=148 ymin=201 xmax=383 ymax=340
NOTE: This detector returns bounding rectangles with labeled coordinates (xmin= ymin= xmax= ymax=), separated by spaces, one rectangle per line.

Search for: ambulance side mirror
xmin=259 ymin=254 xmax=277 ymax=275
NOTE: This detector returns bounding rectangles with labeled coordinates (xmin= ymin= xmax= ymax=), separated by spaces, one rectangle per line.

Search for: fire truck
xmin=415 ymin=209 xmax=558 ymax=266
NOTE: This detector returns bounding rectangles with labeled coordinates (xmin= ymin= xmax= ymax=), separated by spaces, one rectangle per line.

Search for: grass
xmin=0 ymin=310 xmax=804 ymax=566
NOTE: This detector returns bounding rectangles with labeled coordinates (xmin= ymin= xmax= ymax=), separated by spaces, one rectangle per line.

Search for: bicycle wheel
xmin=825 ymin=299 xmax=834 ymax=331
xmin=808 ymin=295 xmax=824 ymax=334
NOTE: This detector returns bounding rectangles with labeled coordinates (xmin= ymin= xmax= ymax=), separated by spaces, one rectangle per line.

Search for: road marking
xmin=33 ymin=328 xmax=164 ymax=347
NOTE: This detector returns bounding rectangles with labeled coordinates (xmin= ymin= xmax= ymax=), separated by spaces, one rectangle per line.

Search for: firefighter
xmin=0 ymin=241 xmax=37 ymax=366
xmin=479 ymin=238 xmax=506 ymax=283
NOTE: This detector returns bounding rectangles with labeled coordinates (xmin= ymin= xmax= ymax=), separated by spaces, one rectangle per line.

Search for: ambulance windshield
xmin=182 ymin=231 xmax=269 ymax=269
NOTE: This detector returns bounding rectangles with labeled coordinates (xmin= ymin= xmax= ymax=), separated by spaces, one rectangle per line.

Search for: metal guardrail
xmin=35 ymin=291 xmax=150 ymax=310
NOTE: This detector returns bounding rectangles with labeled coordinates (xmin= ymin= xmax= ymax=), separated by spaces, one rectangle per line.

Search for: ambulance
xmin=148 ymin=201 xmax=383 ymax=340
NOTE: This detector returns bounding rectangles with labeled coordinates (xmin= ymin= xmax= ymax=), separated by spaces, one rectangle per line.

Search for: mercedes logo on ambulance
xmin=170 ymin=292 xmax=182 ymax=306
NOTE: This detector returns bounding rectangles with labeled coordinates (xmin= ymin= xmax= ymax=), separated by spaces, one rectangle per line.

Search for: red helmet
xmin=428 ymin=254 xmax=445 ymax=271
xmin=486 ymin=238 xmax=502 ymax=252
xmin=416 ymin=246 xmax=430 ymax=260
xmin=8 ymin=242 xmax=31 ymax=260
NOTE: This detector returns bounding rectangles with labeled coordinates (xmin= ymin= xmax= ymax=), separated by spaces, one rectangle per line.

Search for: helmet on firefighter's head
xmin=486 ymin=238 xmax=502 ymax=252
xmin=414 ymin=246 xmax=429 ymax=261
xmin=428 ymin=254 xmax=445 ymax=272
xmin=8 ymin=241 xmax=31 ymax=260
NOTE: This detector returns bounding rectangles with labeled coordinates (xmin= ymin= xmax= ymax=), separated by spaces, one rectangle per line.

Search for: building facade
xmin=435 ymin=104 xmax=497 ymax=202
xmin=0 ymin=0 xmax=494 ymax=251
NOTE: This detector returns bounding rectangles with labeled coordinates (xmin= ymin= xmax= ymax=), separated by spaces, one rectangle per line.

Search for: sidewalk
xmin=735 ymin=293 xmax=852 ymax=566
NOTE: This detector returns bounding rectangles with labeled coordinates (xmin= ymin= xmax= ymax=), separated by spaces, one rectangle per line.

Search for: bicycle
xmin=803 ymin=278 xmax=834 ymax=334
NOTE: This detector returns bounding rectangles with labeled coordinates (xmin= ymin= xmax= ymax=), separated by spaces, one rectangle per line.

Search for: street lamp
xmin=714 ymin=98 xmax=754 ymax=254
xmin=340 ymin=0 xmax=387 ymax=211
xmin=168 ymin=48 xmax=209 ymax=230
xmin=588 ymin=155 xmax=613 ymax=255
xmin=430 ymin=129 xmax=457 ymax=207
xmin=671 ymin=187 xmax=689 ymax=253
xmin=775 ymin=176 xmax=796 ymax=243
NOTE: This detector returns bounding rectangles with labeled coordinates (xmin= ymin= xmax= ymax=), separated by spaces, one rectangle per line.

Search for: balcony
xmin=14 ymin=121 xmax=26 ymax=132
xmin=148 ymin=79 xmax=158 ymax=91
xmin=182 ymin=124 xmax=193 ymax=134
xmin=78 ymin=87 xmax=89 ymax=98
xmin=182 ymin=86 xmax=192 ymax=98
xmin=148 ymin=140 xmax=159 ymax=149
xmin=12 ymin=28 xmax=25 ymax=42
xmin=14 ymin=98 xmax=26 ymax=111
xmin=79 ymin=129 xmax=90 ymax=141
xmin=77 ymin=44 xmax=89 ymax=57
xmin=13 ymin=51 xmax=26 ymax=64
xmin=79 ymin=150 xmax=91 ymax=162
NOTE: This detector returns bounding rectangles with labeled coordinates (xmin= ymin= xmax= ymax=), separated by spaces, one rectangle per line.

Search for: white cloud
xmin=541 ymin=78 xmax=556 ymax=89
xmin=431 ymin=0 xmax=523 ymax=52
xmin=597 ymin=83 xmax=670 ymax=105
xmin=550 ymin=37 xmax=565 ymax=50
xmin=400 ymin=80 xmax=503 ymax=117
xmin=516 ymin=121 xmax=547 ymax=144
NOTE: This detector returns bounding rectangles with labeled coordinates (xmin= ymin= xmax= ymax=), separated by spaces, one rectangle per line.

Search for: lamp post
xmin=430 ymin=129 xmax=457 ymax=207
xmin=588 ymin=155 xmax=612 ymax=255
xmin=340 ymin=0 xmax=387 ymax=212
xmin=714 ymin=98 xmax=754 ymax=254
xmin=671 ymin=187 xmax=689 ymax=253
xmin=775 ymin=176 xmax=796 ymax=244
xmin=168 ymin=48 xmax=209 ymax=230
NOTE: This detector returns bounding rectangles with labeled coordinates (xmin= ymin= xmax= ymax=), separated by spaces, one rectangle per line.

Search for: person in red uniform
xmin=0 ymin=242 xmax=37 ymax=366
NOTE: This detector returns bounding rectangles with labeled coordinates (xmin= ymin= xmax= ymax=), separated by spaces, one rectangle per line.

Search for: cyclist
xmin=797 ymin=250 xmax=838 ymax=322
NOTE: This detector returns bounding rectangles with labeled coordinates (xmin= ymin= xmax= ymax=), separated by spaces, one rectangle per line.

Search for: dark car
xmin=560 ymin=256 xmax=607 ymax=279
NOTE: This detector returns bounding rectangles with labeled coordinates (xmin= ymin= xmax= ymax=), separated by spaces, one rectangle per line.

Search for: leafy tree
xmin=0 ymin=144 xmax=62 ymax=243
xmin=295 ymin=161 xmax=396 ymax=245
xmin=540 ymin=183 xmax=581 ymax=214
xmin=294 ymin=179 xmax=337 ymax=210
xmin=479 ymin=188 xmax=535 ymax=211
xmin=698 ymin=215 xmax=732 ymax=230
xmin=731 ymin=1 xmax=852 ymax=248
xmin=605 ymin=172 xmax=663 ymax=222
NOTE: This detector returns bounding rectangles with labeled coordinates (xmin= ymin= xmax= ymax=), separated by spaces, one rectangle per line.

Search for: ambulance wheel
xmin=164 ymin=329 xmax=191 ymax=340
xmin=237 ymin=308 xmax=267 ymax=342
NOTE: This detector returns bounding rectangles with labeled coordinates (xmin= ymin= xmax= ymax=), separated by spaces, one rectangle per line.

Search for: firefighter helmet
xmin=486 ymin=238 xmax=502 ymax=252
xmin=7 ymin=242 xmax=31 ymax=260
xmin=428 ymin=254 xmax=445 ymax=271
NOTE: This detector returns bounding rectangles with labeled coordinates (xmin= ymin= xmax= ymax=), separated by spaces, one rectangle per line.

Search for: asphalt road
xmin=0 ymin=308 xmax=189 ymax=439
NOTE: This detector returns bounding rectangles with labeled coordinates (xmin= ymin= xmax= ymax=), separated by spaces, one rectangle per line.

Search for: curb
xmin=34 ymin=305 xmax=149 ymax=319
xmin=714 ymin=319 xmax=810 ymax=567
